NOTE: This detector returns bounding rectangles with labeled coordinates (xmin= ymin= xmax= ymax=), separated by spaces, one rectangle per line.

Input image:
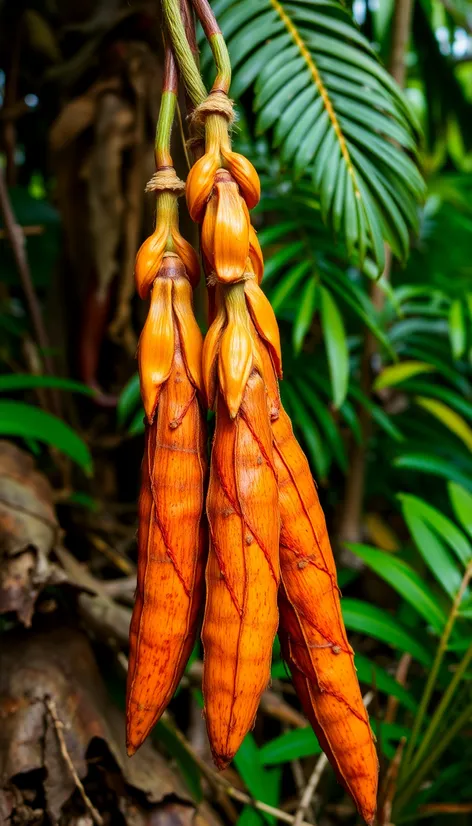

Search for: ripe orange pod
xmin=258 ymin=343 xmax=378 ymax=825
xmin=202 ymin=287 xmax=280 ymax=768
xmin=126 ymin=256 xmax=207 ymax=756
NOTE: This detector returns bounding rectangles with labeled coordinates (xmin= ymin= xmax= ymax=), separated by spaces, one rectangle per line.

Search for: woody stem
xmin=162 ymin=0 xmax=207 ymax=107
xmin=190 ymin=0 xmax=232 ymax=92
xmin=155 ymin=37 xmax=179 ymax=168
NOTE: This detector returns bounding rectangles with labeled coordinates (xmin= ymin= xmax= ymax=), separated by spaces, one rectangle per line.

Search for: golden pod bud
xmin=171 ymin=230 xmax=201 ymax=288
xmin=221 ymin=148 xmax=261 ymax=210
xmin=244 ymin=279 xmax=282 ymax=377
xmin=201 ymin=189 xmax=218 ymax=275
xmin=211 ymin=172 xmax=250 ymax=284
xmin=172 ymin=275 xmax=204 ymax=394
xmin=218 ymin=284 xmax=254 ymax=418
xmin=186 ymin=151 xmax=220 ymax=222
xmin=135 ymin=225 xmax=168 ymax=300
xmin=249 ymin=225 xmax=264 ymax=284
xmin=202 ymin=302 xmax=226 ymax=410
xmin=138 ymin=277 xmax=174 ymax=422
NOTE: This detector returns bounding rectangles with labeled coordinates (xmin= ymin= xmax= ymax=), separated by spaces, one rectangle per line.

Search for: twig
xmin=190 ymin=0 xmax=221 ymax=39
xmin=108 ymin=53 xmax=146 ymax=353
xmin=87 ymin=531 xmax=136 ymax=575
xmin=188 ymin=660 xmax=307 ymax=727
xmin=402 ymin=558 xmax=472 ymax=775
xmin=292 ymin=691 xmax=374 ymax=826
xmin=293 ymin=754 xmax=328 ymax=826
xmin=179 ymin=0 xmax=203 ymax=163
xmin=55 ymin=545 xmax=132 ymax=645
xmin=118 ymin=652 xmax=312 ymax=826
xmin=384 ymin=653 xmax=412 ymax=725
xmin=419 ymin=802 xmax=472 ymax=816
xmin=2 ymin=20 xmax=21 ymax=186
xmin=46 ymin=697 xmax=103 ymax=826
xmin=377 ymin=737 xmax=406 ymax=826
xmin=100 ymin=575 xmax=136 ymax=598
xmin=0 ymin=224 xmax=44 ymax=238
xmin=0 ymin=168 xmax=58 ymax=386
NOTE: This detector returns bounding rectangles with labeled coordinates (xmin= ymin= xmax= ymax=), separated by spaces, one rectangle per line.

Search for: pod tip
xmin=212 ymin=752 xmax=233 ymax=772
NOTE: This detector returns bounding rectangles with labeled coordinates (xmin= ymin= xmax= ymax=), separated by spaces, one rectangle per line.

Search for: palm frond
xmin=201 ymin=0 xmax=426 ymax=274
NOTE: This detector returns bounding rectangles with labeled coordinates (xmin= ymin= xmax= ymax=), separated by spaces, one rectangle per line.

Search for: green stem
xmin=407 ymin=640 xmax=472 ymax=775
xmin=155 ymin=190 xmax=179 ymax=243
xmin=162 ymin=0 xmax=207 ymax=107
xmin=401 ymin=560 xmax=472 ymax=776
xmin=155 ymin=91 xmax=177 ymax=168
xmin=190 ymin=0 xmax=231 ymax=92
xmin=394 ymin=700 xmax=472 ymax=815
xmin=209 ymin=32 xmax=232 ymax=93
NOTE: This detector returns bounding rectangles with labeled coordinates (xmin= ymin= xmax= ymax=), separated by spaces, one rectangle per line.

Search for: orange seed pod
xmin=202 ymin=370 xmax=280 ymax=768
xmin=259 ymin=343 xmax=378 ymax=825
xmin=127 ymin=255 xmax=207 ymax=755
xmin=217 ymin=286 xmax=254 ymax=419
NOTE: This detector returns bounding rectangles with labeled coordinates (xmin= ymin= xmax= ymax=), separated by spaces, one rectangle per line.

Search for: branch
xmin=0 ymin=168 xmax=56 ymax=379
xmin=389 ymin=0 xmax=414 ymax=86
xmin=46 ymin=697 xmax=103 ymax=826
xmin=293 ymin=754 xmax=328 ymax=826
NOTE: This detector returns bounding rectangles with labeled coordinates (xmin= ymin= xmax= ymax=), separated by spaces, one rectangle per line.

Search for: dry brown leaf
xmin=0 ymin=627 xmax=190 ymax=823
xmin=49 ymin=79 xmax=121 ymax=152
xmin=84 ymin=91 xmax=135 ymax=298
xmin=0 ymin=440 xmax=65 ymax=625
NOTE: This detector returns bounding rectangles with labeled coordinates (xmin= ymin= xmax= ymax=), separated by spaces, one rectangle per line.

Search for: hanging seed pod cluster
xmin=127 ymin=2 xmax=379 ymax=823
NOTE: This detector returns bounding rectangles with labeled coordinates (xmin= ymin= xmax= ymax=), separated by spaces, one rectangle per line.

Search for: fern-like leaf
xmin=202 ymin=0 xmax=426 ymax=274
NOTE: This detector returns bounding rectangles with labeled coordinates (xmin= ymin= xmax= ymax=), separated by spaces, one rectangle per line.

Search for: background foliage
xmin=1 ymin=0 xmax=472 ymax=824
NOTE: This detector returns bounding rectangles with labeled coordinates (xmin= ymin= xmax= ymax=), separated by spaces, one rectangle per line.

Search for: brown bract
xmin=127 ymin=255 xmax=207 ymax=756
xmin=202 ymin=371 xmax=280 ymax=768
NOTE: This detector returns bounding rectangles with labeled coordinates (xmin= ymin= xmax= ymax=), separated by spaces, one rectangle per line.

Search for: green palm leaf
xmin=203 ymin=0 xmax=425 ymax=273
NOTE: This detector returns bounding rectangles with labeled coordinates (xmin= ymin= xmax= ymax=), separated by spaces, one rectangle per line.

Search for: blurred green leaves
xmin=0 ymin=401 xmax=92 ymax=473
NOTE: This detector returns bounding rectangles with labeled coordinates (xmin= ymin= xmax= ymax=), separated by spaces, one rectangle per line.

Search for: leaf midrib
xmin=268 ymin=0 xmax=359 ymax=196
